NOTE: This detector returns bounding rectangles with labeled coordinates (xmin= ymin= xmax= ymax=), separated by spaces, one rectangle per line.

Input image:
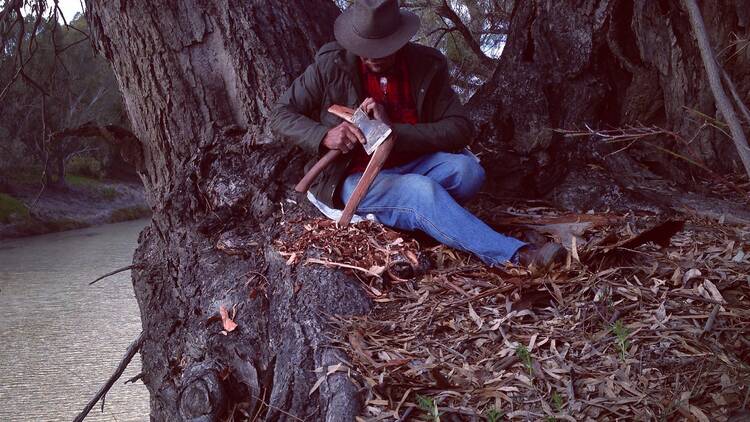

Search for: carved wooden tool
xmin=295 ymin=106 xmax=394 ymax=227
xmin=294 ymin=105 xmax=391 ymax=193
xmin=338 ymin=134 xmax=394 ymax=226
xmin=293 ymin=106 xmax=350 ymax=193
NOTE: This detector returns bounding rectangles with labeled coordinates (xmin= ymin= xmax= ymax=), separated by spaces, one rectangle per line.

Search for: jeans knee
xmin=401 ymin=174 xmax=439 ymax=203
xmin=453 ymin=155 xmax=485 ymax=197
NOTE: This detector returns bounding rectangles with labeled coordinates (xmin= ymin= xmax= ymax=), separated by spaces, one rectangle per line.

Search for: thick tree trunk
xmin=86 ymin=1 xmax=370 ymax=420
xmin=469 ymin=0 xmax=749 ymax=208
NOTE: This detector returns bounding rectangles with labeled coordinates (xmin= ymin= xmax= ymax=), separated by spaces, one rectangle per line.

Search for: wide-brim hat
xmin=334 ymin=0 xmax=420 ymax=59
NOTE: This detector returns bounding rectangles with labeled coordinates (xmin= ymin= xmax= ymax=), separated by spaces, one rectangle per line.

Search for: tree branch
xmin=433 ymin=0 xmax=497 ymax=66
xmin=73 ymin=331 xmax=145 ymax=422
xmin=683 ymin=0 xmax=750 ymax=178
xmin=89 ymin=264 xmax=139 ymax=285
xmin=721 ymin=68 xmax=750 ymax=126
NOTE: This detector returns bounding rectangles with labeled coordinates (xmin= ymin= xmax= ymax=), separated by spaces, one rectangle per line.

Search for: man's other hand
xmin=322 ymin=121 xmax=366 ymax=153
xmin=361 ymin=97 xmax=392 ymax=126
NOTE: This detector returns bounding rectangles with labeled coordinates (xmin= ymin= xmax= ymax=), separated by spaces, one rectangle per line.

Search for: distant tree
xmin=0 ymin=10 xmax=126 ymax=189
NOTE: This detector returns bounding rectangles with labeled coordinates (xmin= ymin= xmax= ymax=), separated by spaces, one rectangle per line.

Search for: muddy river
xmin=0 ymin=219 xmax=150 ymax=421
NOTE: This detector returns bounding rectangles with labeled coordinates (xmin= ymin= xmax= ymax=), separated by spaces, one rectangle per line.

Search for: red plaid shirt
xmin=348 ymin=53 xmax=418 ymax=173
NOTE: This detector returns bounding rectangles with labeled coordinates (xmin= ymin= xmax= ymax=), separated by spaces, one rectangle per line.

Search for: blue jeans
xmin=340 ymin=151 xmax=526 ymax=266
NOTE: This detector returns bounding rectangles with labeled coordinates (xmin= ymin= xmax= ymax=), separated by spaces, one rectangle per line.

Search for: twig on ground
xmin=305 ymin=257 xmax=382 ymax=278
xmin=702 ymin=304 xmax=721 ymax=335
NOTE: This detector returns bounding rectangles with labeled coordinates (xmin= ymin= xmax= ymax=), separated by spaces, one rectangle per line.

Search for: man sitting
xmin=271 ymin=0 xmax=566 ymax=269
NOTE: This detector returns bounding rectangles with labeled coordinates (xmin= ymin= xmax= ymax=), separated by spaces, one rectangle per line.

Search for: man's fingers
xmin=336 ymin=127 xmax=355 ymax=153
xmin=360 ymin=97 xmax=374 ymax=111
xmin=345 ymin=122 xmax=367 ymax=145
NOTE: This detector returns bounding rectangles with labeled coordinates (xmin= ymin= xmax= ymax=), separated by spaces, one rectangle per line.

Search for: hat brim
xmin=334 ymin=9 xmax=420 ymax=59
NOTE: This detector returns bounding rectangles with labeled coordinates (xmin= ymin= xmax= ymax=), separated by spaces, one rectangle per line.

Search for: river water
xmin=0 ymin=219 xmax=151 ymax=421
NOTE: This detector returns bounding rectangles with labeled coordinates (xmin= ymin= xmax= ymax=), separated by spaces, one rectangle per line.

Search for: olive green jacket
xmin=270 ymin=41 xmax=473 ymax=208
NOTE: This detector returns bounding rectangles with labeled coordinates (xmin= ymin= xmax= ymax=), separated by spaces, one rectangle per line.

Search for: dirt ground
xmin=0 ymin=179 xmax=149 ymax=239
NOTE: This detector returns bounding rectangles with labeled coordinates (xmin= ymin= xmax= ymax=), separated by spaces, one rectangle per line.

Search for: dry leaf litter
xmin=276 ymin=209 xmax=750 ymax=421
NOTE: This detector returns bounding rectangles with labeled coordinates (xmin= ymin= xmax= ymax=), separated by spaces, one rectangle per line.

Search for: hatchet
xmin=294 ymin=104 xmax=394 ymax=226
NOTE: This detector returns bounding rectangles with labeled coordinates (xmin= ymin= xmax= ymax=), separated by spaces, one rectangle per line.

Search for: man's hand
xmin=361 ymin=97 xmax=392 ymax=126
xmin=322 ymin=121 xmax=366 ymax=153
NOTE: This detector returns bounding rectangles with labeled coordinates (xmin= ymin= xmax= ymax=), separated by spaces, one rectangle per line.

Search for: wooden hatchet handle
xmin=294 ymin=149 xmax=340 ymax=193
xmin=294 ymin=105 xmax=356 ymax=193
xmin=328 ymin=104 xmax=355 ymax=122
xmin=339 ymin=135 xmax=395 ymax=226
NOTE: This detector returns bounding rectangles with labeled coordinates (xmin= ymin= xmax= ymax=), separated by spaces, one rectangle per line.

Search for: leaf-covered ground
xmin=277 ymin=205 xmax=749 ymax=421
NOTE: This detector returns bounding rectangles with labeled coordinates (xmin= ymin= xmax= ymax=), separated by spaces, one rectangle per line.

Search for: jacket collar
xmin=337 ymin=42 xmax=440 ymax=107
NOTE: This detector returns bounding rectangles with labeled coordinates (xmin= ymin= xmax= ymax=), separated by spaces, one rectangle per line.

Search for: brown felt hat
xmin=334 ymin=0 xmax=420 ymax=59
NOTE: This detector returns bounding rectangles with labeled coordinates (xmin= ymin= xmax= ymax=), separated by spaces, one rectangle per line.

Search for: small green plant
xmin=551 ymin=391 xmax=564 ymax=411
xmin=416 ymin=394 xmax=441 ymax=421
xmin=0 ymin=193 xmax=29 ymax=224
xmin=516 ymin=344 xmax=533 ymax=376
xmin=66 ymin=173 xmax=100 ymax=188
xmin=67 ymin=156 xmax=104 ymax=179
xmin=99 ymin=186 xmax=119 ymax=200
xmin=109 ymin=205 xmax=151 ymax=223
xmin=611 ymin=319 xmax=630 ymax=361
xmin=485 ymin=407 xmax=504 ymax=422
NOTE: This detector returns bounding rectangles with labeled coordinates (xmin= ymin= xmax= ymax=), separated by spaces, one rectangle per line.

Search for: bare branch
xmin=683 ymin=0 xmax=750 ymax=178
xmin=721 ymin=68 xmax=750 ymax=126
xmin=432 ymin=0 xmax=497 ymax=66
xmin=73 ymin=332 xmax=145 ymax=422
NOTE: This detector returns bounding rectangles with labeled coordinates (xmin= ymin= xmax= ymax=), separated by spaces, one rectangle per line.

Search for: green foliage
xmin=47 ymin=217 xmax=87 ymax=232
xmin=485 ymin=407 xmax=504 ymax=422
xmin=551 ymin=391 xmax=564 ymax=412
xmin=65 ymin=174 xmax=98 ymax=187
xmin=0 ymin=193 xmax=29 ymax=224
xmin=416 ymin=394 xmax=441 ymax=421
xmin=515 ymin=344 xmax=533 ymax=376
xmin=1 ymin=13 xmax=128 ymax=180
xmin=3 ymin=166 xmax=43 ymax=185
xmin=108 ymin=206 xmax=150 ymax=223
xmin=65 ymin=174 xmax=119 ymax=200
xmin=67 ymin=156 xmax=105 ymax=180
xmin=611 ymin=320 xmax=630 ymax=361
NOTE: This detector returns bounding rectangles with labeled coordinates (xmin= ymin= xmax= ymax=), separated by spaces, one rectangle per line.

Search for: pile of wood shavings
xmin=295 ymin=214 xmax=750 ymax=421
xmin=276 ymin=218 xmax=423 ymax=292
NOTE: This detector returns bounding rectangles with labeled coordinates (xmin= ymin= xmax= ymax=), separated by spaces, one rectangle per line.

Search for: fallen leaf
xmin=309 ymin=374 xmax=326 ymax=396
xmin=219 ymin=304 xmax=238 ymax=332
xmin=468 ymin=303 xmax=483 ymax=329
xmin=682 ymin=268 xmax=702 ymax=284
xmin=286 ymin=252 xmax=297 ymax=265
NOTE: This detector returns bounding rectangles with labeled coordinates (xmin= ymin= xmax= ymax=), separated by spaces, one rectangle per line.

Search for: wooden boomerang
xmin=293 ymin=104 xmax=394 ymax=226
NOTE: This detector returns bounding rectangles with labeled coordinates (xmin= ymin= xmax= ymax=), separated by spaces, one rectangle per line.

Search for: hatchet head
xmin=350 ymin=107 xmax=392 ymax=155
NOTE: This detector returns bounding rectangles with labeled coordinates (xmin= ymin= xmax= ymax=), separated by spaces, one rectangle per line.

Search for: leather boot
xmin=516 ymin=242 xmax=568 ymax=270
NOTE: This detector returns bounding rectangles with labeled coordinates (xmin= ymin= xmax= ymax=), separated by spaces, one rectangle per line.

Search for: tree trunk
xmin=469 ymin=0 xmax=749 ymax=209
xmin=86 ymin=1 xmax=370 ymax=420
xmin=54 ymin=151 xmax=67 ymax=189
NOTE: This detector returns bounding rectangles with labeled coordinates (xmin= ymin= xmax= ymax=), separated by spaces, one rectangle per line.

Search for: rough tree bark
xmin=469 ymin=0 xmax=749 ymax=209
xmin=86 ymin=1 xmax=370 ymax=420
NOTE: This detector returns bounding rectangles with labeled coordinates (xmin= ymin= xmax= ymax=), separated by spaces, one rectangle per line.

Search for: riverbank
xmin=0 ymin=174 xmax=149 ymax=240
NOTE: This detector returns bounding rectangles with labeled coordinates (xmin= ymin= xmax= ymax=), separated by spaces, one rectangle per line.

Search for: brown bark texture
xmin=86 ymin=1 xmax=369 ymax=420
xmin=469 ymin=0 xmax=749 ymax=209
